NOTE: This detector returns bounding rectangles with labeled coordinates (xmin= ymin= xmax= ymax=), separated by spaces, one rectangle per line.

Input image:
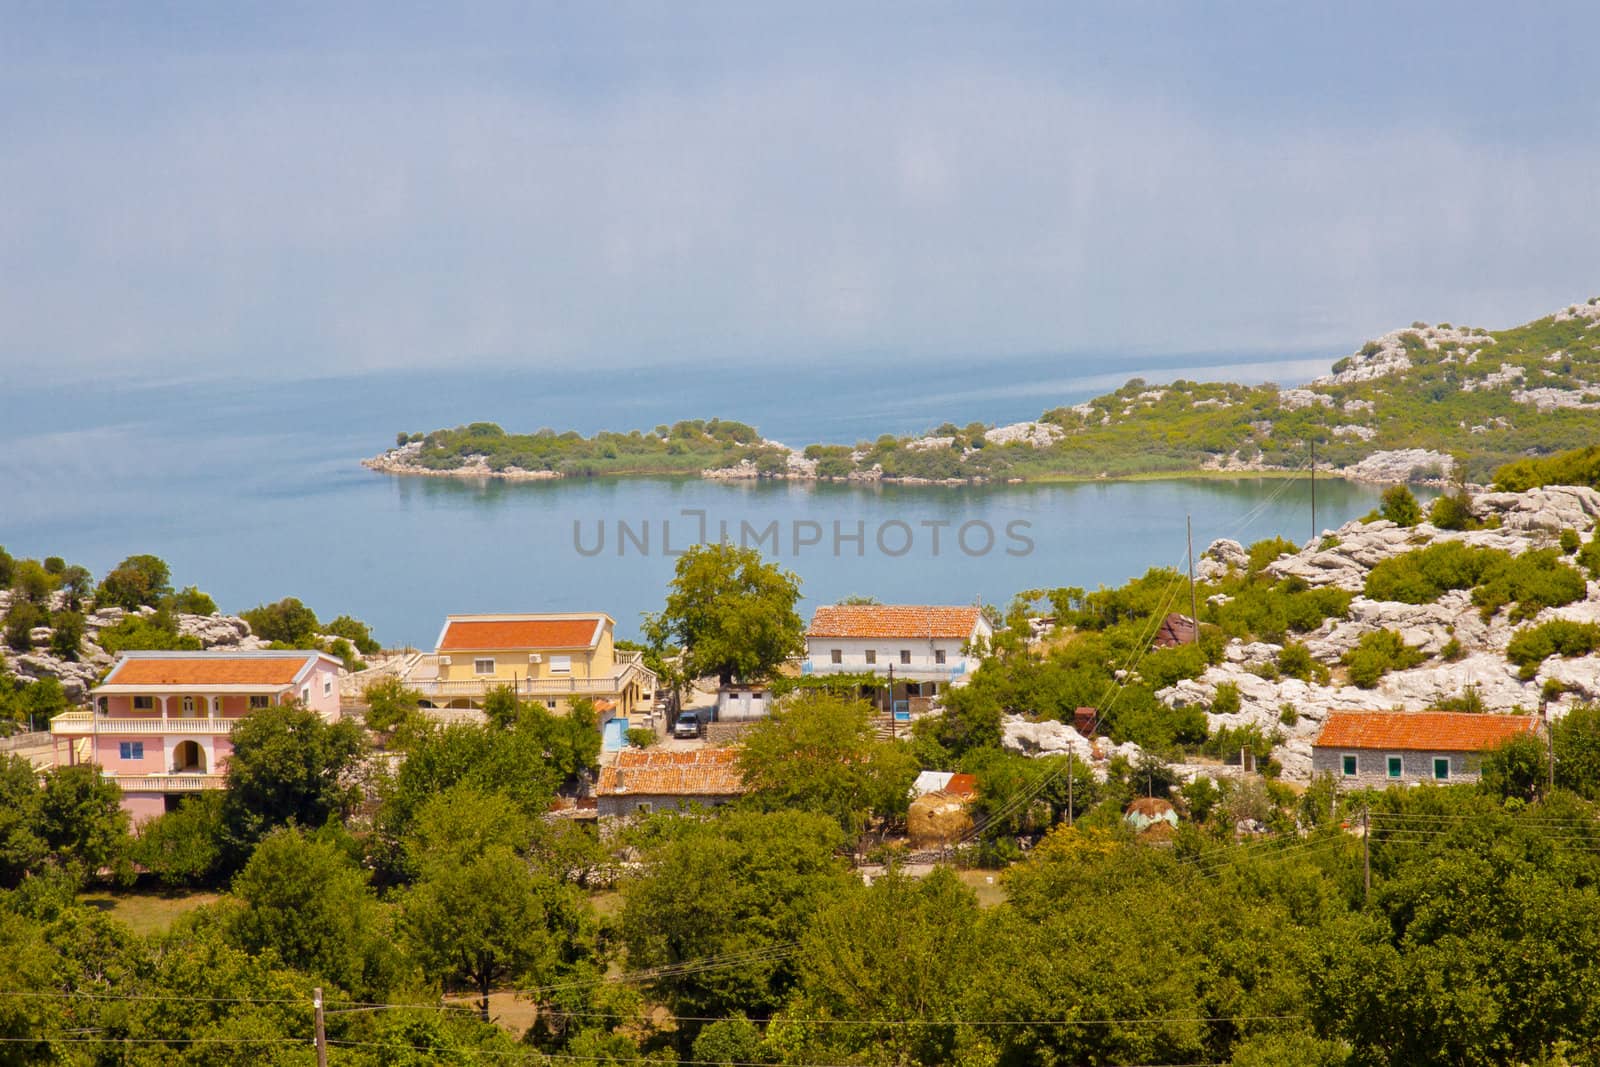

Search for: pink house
xmin=52 ymin=650 xmax=344 ymax=822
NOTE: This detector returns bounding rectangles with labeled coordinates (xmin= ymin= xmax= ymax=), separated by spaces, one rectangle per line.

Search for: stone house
xmin=1311 ymin=711 xmax=1540 ymax=786
xmin=595 ymin=747 xmax=746 ymax=819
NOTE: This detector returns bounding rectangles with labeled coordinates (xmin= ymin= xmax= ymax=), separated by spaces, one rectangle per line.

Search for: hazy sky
xmin=4 ymin=2 xmax=1598 ymax=384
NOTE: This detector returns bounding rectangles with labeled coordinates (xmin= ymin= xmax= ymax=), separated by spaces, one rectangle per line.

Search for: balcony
xmin=402 ymin=652 xmax=657 ymax=702
xmin=801 ymin=661 xmax=968 ymax=683
xmin=51 ymin=713 xmax=243 ymax=737
xmin=111 ymin=773 xmax=226 ymax=793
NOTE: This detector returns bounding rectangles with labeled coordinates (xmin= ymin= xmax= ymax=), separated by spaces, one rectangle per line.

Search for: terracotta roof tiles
xmin=105 ymin=655 xmax=313 ymax=687
xmin=596 ymin=747 xmax=746 ymax=797
xmin=439 ymin=616 xmax=603 ymax=651
xmin=807 ymin=605 xmax=984 ymax=640
xmin=1314 ymin=711 xmax=1538 ymax=752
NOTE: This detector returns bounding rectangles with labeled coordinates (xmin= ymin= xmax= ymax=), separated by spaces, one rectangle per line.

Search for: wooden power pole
xmin=1362 ymin=808 xmax=1371 ymax=906
xmin=314 ymin=987 xmax=328 ymax=1067
xmin=1310 ymin=436 xmax=1317 ymax=544
xmin=1186 ymin=514 xmax=1199 ymax=642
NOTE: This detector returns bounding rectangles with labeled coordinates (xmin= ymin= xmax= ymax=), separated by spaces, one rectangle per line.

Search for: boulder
xmin=1473 ymin=486 xmax=1600 ymax=534
xmin=177 ymin=613 xmax=253 ymax=647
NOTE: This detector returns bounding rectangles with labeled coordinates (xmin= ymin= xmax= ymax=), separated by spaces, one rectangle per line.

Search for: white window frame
xmin=1341 ymin=754 xmax=1358 ymax=777
xmin=473 ymin=657 xmax=496 ymax=676
xmin=900 ymin=649 xmax=911 ymax=665
xmin=323 ymin=677 xmax=333 ymax=696
xmin=549 ymin=654 xmax=572 ymax=674
xmin=1386 ymin=754 xmax=1403 ymax=780
xmin=1433 ymin=757 xmax=1450 ymax=781
xmin=132 ymin=695 xmax=154 ymax=711
xmin=864 ymin=649 xmax=876 ymax=665
xmin=119 ymin=741 xmax=144 ymax=761
xmin=935 ymin=649 xmax=947 ymax=665
xmin=830 ymin=649 xmax=842 ymax=664
xmin=635 ymin=801 xmax=653 ymax=815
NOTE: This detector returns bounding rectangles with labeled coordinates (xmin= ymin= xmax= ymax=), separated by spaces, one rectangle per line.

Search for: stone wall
xmin=1310 ymin=747 xmax=1483 ymax=786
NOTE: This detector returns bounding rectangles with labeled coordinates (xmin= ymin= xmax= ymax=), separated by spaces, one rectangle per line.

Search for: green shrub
xmin=1278 ymin=703 xmax=1299 ymax=726
xmin=625 ymin=727 xmax=657 ymax=748
xmin=1364 ymin=542 xmax=1506 ymax=604
xmin=1380 ymin=485 xmax=1423 ymax=526
xmin=1246 ymin=537 xmax=1299 ymax=574
xmin=1439 ymin=636 xmax=1464 ymax=662
xmin=1493 ymin=444 xmax=1600 ymax=491
xmin=1427 ymin=491 xmax=1479 ymax=531
xmin=97 ymin=612 xmax=202 ymax=654
xmin=165 ymin=585 xmax=217 ymax=615
xmin=1579 ymin=533 xmax=1600 ymax=579
xmin=1211 ymin=682 xmax=1241 ymax=715
xmin=1559 ymin=528 xmax=1582 ymax=554
xmin=1506 ymin=620 xmax=1600 ymax=680
xmin=1342 ymin=629 xmax=1425 ymax=688
xmin=241 ymin=597 xmax=320 ymax=645
xmin=1277 ymin=640 xmax=1330 ymax=684
xmin=1470 ymin=548 xmax=1587 ymax=622
xmin=1435 ymin=686 xmax=1485 ymax=713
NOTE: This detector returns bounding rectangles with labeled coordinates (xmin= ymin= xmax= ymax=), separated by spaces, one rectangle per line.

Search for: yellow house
xmin=406 ymin=613 xmax=656 ymax=718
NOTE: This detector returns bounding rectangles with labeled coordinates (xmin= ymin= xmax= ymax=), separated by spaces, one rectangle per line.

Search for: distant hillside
xmin=368 ymin=296 xmax=1600 ymax=485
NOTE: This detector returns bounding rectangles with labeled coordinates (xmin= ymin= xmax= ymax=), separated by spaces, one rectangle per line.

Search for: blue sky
xmin=3 ymin=2 xmax=1598 ymax=384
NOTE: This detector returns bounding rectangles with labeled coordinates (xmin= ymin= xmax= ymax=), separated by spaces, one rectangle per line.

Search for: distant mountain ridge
xmin=366 ymin=296 xmax=1600 ymax=486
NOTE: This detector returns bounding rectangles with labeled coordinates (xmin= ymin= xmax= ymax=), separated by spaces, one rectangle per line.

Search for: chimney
xmin=614 ymin=769 xmax=626 ymax=793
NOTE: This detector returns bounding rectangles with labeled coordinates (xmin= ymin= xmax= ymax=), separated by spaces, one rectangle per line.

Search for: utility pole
xmin=1067 ymin=749 xmax=1075 ymax=828
xmin=1362 ymin=808 xmax=1371 ymax=906
xmin=313 ymin=987 xmax=328 ymax=1067
xmin=1543 ymin=698 xmax=1555 ymax=795
xmin=1310 ymin=436 xmax=1317 ymax=544
xmin=887 ymin=663 xmax=895 ymax=739
xmin=1186 ymin=514 xmax=1199 ymax=643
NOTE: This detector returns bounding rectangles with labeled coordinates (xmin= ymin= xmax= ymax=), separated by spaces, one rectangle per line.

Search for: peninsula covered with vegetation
xmin=369 ymin=297 xmax=1600 ymax=485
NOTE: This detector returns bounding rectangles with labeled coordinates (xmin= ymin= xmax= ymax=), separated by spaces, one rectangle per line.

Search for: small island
xmin=365 ymin=297 xmax=1600 ymax=487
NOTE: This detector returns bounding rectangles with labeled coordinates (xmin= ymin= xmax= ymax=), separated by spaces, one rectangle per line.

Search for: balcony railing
xmin=112 ymin=773 xmax=226 ymax=792
xmin=801 ymin=661 xmax=969 ymax=681
xmin=403 ymin=655 xmax=657 ymax=700
xmin=51 ymin=713 xmax=243 ymax=736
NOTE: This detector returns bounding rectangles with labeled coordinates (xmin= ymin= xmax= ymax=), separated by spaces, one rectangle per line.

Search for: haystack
xmin=908 ymin=791 xmax=974 ymax=847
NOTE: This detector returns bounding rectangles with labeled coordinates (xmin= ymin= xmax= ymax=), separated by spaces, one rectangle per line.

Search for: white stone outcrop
xmin=1340 ymin=449 xmax=1454 ymax=485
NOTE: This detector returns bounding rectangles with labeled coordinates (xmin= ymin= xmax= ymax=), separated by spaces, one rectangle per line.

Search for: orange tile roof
xmin=807 ymin=605 xmax=983 ymax=640
xmin=942 ymin=772 xmax=977 ymax=798
xmin=596 ymin=747 xmax=747 ymax=797
xmin=107 ymin=656 xmax=309 ymax=686
xmin=439 ymin=617 xmax=602 ymax=651
xmin=1315 ymin=711 xmax=1538 ymax=752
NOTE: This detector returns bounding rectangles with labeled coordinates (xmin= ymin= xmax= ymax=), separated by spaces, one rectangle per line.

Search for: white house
xmin=803 ymin=604 xmax=991 ymax=697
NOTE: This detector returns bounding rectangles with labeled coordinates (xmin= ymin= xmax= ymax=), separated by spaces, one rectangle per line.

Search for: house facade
xmin=803 ymin=604 xmax=991 ymax=703
xmin=402 ymin=613 xmax=656 ymax=722
xmin=1311 ymin=711 xmax=1540 ymax=786
xmin=53 ymin=650 xmax=343 ymax=822
xmin=595 ymin=747 xmax=746 ymax=820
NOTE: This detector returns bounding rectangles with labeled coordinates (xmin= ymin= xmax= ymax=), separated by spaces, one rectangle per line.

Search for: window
xmin=1341 ymin=754 xmax=1358 ymax=777
xmin=249 ymin=695 xmax=270 ymax=710
xmin=546 ymin=700 xmax=557 ymax=710
xmin=96 ymin=697 xmax=108 ymax=714
xmin=473 ymin=658 xmax=495 ymax=675
xmin=935 ymin=649 xmax=947 ymax=665
xmin=900 ymin=650 xmax=911 ymax=665
xmin=549 ymin=655 xmax=572 ymax=674
xmin=1433 ymin=757 xmax=1450 ymax=781
xmin=323 ymin=677 xmax=333 ymax=696
xmin=301 ymin=688 xmax=310 ymax=704
xmin=830 ymin=649 xmax=842 ymax=664
xmin=864 ymin=650 xmax=876 ymax=665
xmin=1387 ymin=755 xmax=1403 ymax=779
xmin=132 ymin=695 xmax=154 ymax=711
xmin=181 ymin=696 xmax=195 ymax=714
xmin=635 ymin=802 xmax=653 ymax=815
xmin=118 ymin=741 xmax=144 ymax=761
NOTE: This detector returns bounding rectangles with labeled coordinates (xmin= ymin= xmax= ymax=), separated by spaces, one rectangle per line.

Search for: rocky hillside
xmin=370 ymin=296 xmax=1600 ymax=485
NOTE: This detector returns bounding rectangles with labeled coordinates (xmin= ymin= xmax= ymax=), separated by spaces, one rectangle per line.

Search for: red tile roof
xmin=943 ymin=772 xmax=977 ymax=798
xmin=1315 ymin=711 xmax=1538 ymax=752
xmin=596 ymin=747 xmax=747 ymax=797
xmin=438 ymin=616 xmax=603 ymax=651
xmin=106 ymin=656 xmax=313 ymax=687
xmin=807 ymin=605 xmax=984 ymax=640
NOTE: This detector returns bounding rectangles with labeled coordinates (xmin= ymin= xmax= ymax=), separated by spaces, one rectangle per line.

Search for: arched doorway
xmin=172 ymin=740 xmax=206 ymax=774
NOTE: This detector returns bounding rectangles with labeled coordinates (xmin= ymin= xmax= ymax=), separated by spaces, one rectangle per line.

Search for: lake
xmin=0 ymin=349 xmax=1398 ymax=646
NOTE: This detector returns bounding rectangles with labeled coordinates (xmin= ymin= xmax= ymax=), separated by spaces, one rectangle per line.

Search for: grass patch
xmin=78 ymin=889 xmax=219 ymax=936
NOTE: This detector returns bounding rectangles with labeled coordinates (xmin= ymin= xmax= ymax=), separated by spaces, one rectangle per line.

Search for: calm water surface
xmin=0 ymin=352 xmax=1397 ymax=646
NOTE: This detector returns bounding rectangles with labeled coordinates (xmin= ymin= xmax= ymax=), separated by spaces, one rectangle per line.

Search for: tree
xmin=131 ymin=792 xmax=227 ymax=889
xmin=49 ymin=611 xmax=84 ymax=661
xmin=10 ymin=560 xmax=54 ymax=604
xmin=738 ymin=693 xmax=920 ymax=834
xmin=165 ymin=585 xmax=218 ymax=615
xmin=1553 ymin=703 xmax=1600 ymax=799
xmin=1379 ymin=485 xmax=1423 ymax=527
xmin=362 ymin=675 xmax=423 ymax=736
xmin=240 ymin=596 xmax=321 ymax=646
xmin=620 ymin=810 xmax=850 ymax=1030
xmin=2 ymin=602 xmax=42 ymax=652
xmin=0 ymin=754 xmax=47 ymax=888
xmin=95 ymin=553 xmax=173 ymax=609
xmin=0 ymin=546 xmax=12 ymax=588
xmin=325 ymin=614 xmax=381 ymax=654
xmin=402 ymin=844 xmax=560 ymax=1019
xmin=644 ymin=543 xmax=804 ymax=685
xmin=57 ymin=565 xmax=93 ymax=611
xmin=230 ymin=827 xmax=402 ymax=999
xmin=38 ymin=764 xmax=131 ymax=885
xmin=221 ymin=701 xmax=366 ymax=858
xmin=1479 ymin=733 xmax=1546 ymax=802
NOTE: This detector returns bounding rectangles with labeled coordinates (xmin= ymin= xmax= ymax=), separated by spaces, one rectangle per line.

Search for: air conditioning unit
xmin=439 ymin=656 xmax=451 ymax=666
xmin=528 ymin=653 xmax=542 ymax=663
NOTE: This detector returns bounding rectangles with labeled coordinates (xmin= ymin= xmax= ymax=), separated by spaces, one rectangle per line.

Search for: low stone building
xmin=595 ymin=747 xmax=746 ymax=819
xmin=1312 ymin=711 xmax=1539 ymax=786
